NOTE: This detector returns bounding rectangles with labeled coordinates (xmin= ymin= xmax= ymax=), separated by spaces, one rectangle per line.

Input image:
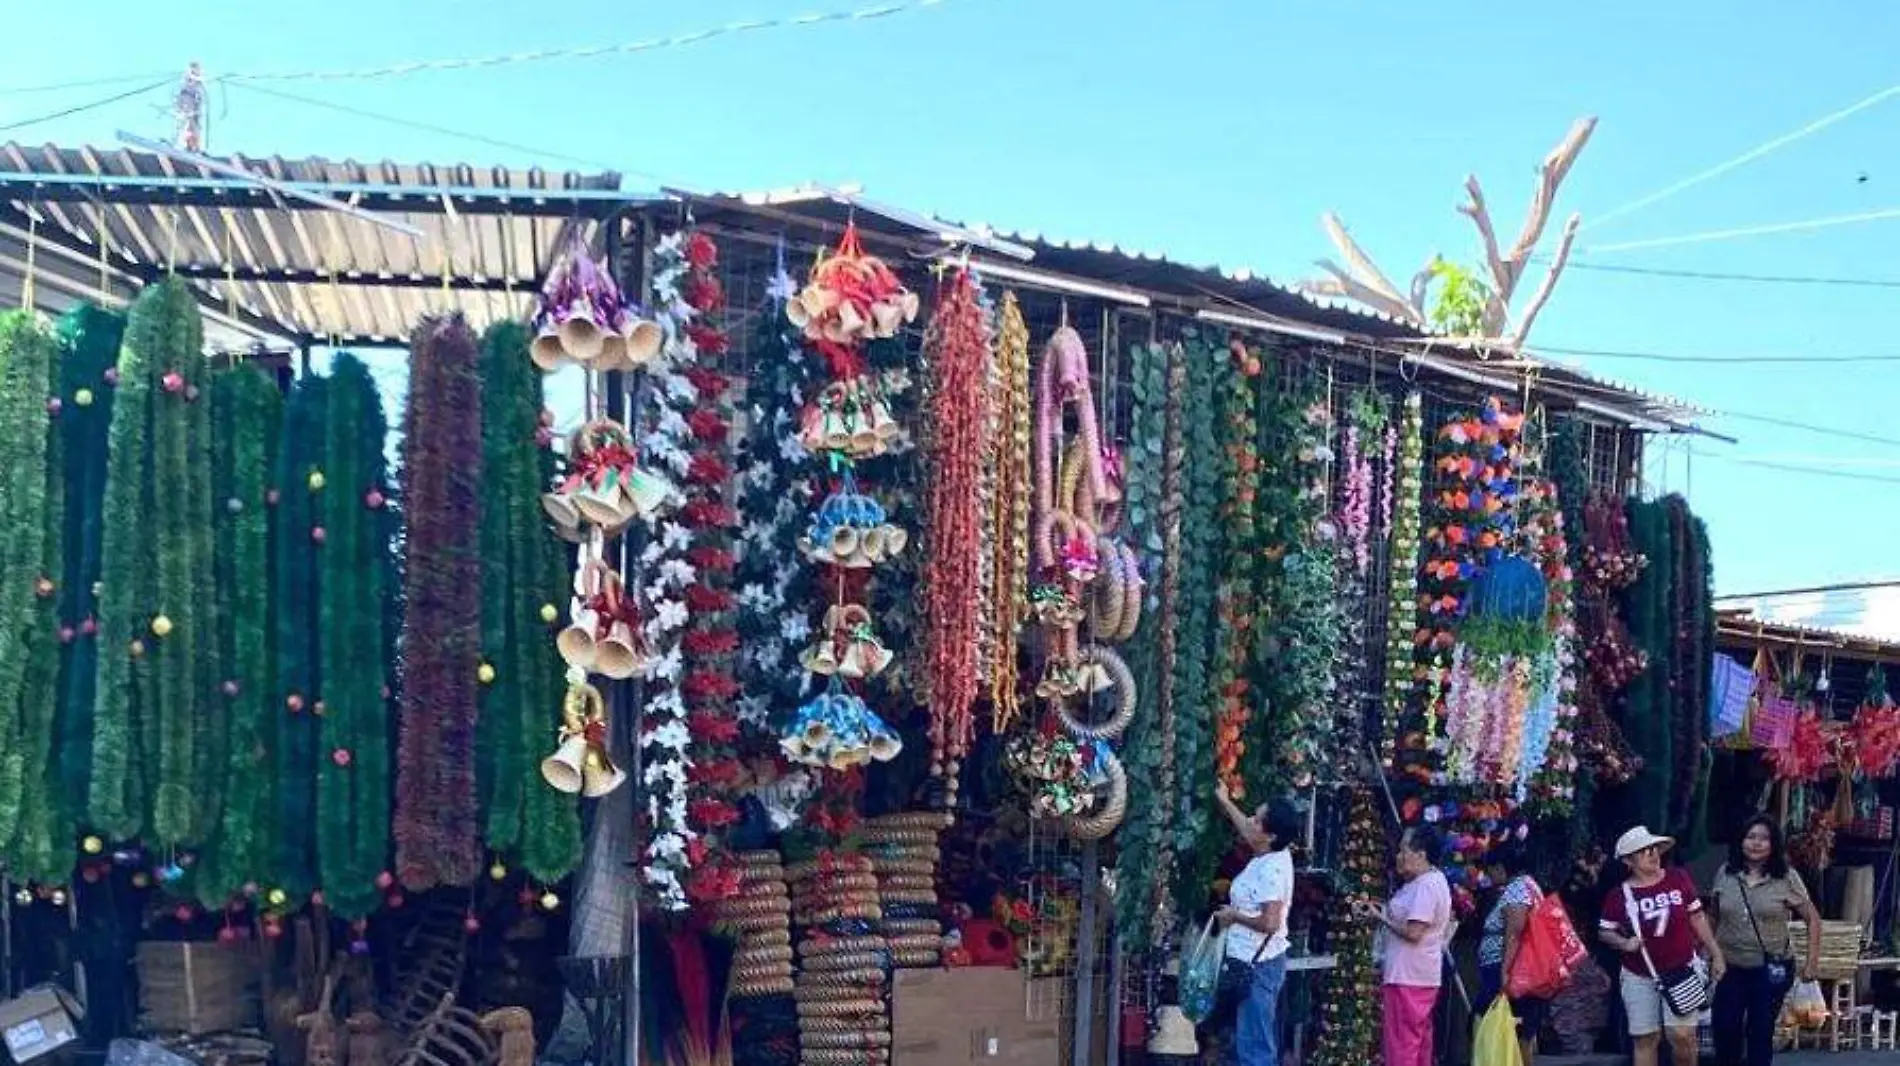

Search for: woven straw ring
xmin=799 ymin=936 xmax=884 ymax=957
xmin=1113 ymin=539 xmax=1142 ymax=640
xmin=1090 ymin=533 xmax=1127 ymax=638
xmin=864 ymin=812 xmax=952 ymax=831
xmin=1056 ymin=645 xmax=1137 ymax=741
xmin=796 ymin=998 xmax=884 ymax=1019
xmin=798 ymin=951 xmax=886 ymax=973
xmin=1065 ymin=748 xmax=1128 ymax=840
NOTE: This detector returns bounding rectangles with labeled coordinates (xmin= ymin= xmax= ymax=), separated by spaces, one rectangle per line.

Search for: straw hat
xmin=1615 ymin=825 xmax=1675 ymax=859
xmin=1148 ymin=1006 xmax=1198 ymax=1056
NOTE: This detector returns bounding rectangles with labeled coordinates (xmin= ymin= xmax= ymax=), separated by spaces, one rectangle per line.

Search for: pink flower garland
xmin=1337 ymin=423 xmax=1373 ymax=575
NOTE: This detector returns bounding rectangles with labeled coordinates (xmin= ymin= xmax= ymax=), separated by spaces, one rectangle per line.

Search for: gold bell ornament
xmin=540 ymin=682 xmax=626 ymax=798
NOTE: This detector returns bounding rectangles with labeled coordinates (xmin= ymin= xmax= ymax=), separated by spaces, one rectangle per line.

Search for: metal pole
xmin=1071 ymin=839 xmax=1100 ymax=1066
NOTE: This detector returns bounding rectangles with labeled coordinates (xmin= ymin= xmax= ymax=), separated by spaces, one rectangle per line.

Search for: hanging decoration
xmin=196 ymin=364 xmax=282 ymax=903
xmin=1211 ymin=340 xmax=1262 ymax=799
xmin=1169 ymin=333 xmax=1219 ymax=914
xmin=1522 ymin=452 xmax=1580 ymax=813
xmin=477 ymin=320 xmax=583 ymax=882
xmin=317 ymin=354 xmax=397 ymax=917
xmin=1310 ymin=785 xmax=1385 ymax=1066
xmin=1331 ymin=388 xmax=1387 ymax=769
xmin=919 ymin=268 xmax=990 ymax=793
xmin=540 ymin=417 xmax=673 ymax=542
xmin=1379 ymin=393 xmax=1425 ymax=767
xmin=529 ymin=233 xmax=663 ymax=373
xmin=677 ymin=232 xmax=745 ymax=906
xmin=0 ymin=311 xmax=62 ymax=882
xmin=396 ymin=315 xmax=485 ymax=891
xmin=90 ymin=276 xmax=212 ymax=847
xmin=272 ymin=374 xmax=328 ymax=897
xmin=986 ymin=293 xmax=1032 ymax=735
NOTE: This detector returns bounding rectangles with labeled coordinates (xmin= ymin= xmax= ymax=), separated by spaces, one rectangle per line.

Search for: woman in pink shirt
xmin=1357 ymin=826 xmax=1453 ymax=1066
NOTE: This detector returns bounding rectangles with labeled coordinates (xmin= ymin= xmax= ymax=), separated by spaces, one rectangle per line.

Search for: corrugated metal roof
xmin=0 ymin=142 xmax=653 ymax=345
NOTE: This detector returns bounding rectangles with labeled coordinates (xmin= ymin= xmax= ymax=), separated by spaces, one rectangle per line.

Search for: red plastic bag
xmin=1506 ymin=890 xmax=1588 ymax=1000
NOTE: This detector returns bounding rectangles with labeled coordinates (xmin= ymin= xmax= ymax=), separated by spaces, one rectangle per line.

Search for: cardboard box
xmin=893 ymin=969 xmax=1061 ymax=1065
xmin=0 ymin=986 xmax=82 ymax=1064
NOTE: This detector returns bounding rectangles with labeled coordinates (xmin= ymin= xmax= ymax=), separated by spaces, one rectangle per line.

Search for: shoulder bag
xmin=1733 ymin=872 xmax=1796 ymax=993
xmin=1623 ymin=881 xmax=1711 ymax=1017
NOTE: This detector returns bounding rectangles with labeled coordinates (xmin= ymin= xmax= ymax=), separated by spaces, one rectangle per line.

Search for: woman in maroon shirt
xmin=1598 ymin=827 xmax=1726 ymax=1066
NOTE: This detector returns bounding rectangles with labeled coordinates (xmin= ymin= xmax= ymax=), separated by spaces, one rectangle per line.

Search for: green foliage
xmin=1170 ymin=331 xmax=1222 ymax=918
xmin=273 ymin=375 xmax=327 ymax=895
xmin=198 ymin=365 xmax=281 ymax=903
xmin=1622 ymin=498 xmax=1672 ymax=830
xmin=1426 ymin=257 xmax=1492 ymax=337
xmin=318 ymin=354 xmax=395 ymax=917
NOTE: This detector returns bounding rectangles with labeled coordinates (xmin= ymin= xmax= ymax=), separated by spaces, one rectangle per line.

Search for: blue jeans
xmin=1231 ymin=953 xmax=1288 ymax=1066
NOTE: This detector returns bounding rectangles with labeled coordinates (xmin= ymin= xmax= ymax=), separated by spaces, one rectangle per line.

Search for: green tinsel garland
xmin=272 ymin=375 xmax=328 ymax=895
xmin=198 ymin=364 xmax=281 ymax=903
xmin=319 ymin=354 xmax=395 ymax=917
xmin=0 ymin=311 xmax=59 ymax=874
xmin=1113 ymin=339 xmax=1168 ymax=952
xmin=476 ymin=321 xmax=579 ymax=880
xmin=1622 ymin=498 xmax=1672 ymax=831
xmin=53 ymin=306 xmax=124 ymax=825
xmin=1171 ymin=331 xmax=1221 ymax=918
xmin=92 ymin=277 xmax=211 ymax=845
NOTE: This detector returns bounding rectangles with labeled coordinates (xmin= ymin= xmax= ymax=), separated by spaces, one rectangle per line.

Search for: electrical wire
xmin=1585 ymin=81 xmax=1900 ymax=233
xmin=1563 ymin=260 xmax=1900 ymax=290
xmin=1536 ymin=344 xmax=1900 ymax=366
xmin=1710 ymin=410 xmax=1900 ymax=449
xmin=0 ymin=71 xmax=179 ymax=96
xmin=1582 ymin=207 xmax=1900 ymax=255
xmin=1700 ymin=451 xmax=1900 ymax=486
xmin=0 ymin=78 xmax=173 ymax=134
xmin=221 ymin=0 xmax=960 ymax=83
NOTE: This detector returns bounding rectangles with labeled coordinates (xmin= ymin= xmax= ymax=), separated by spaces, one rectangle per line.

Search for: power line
xmin=1539 ymin=344 xmax=1900 ymax=365
xmin=1583 ymin=207 xmax=1900 ymax=255
xmin=222 ymin=0 xmax=959 ymax=83
xmin=1712 ymin=410 xmax=1900 ymax=449
xmin=1563 ymin=260 xmax=1900 ymax=289
xmin=0 ymin=78 xmax=173 ymax=134
xmin=0 ymin=71 xmax=178 ymax=97
xmin=1701 ymin=452 xmax=1900 ymax=486
xmin=1585 ymin=81 xmax=1900 ymax=232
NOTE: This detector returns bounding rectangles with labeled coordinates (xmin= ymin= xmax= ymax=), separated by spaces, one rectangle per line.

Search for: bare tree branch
xmin=1320 ymin=213 xmax=1423 ymax=319
xmin=1300 ymin=259 xmax=1425 ymax=324
xmin=1510 ymin=212 xmax=1580 ymax=349
xmin=1504 ymin=117 xmax=1597 ymax=270
xmin=1409 ymin=257 xmax=1436 ymax=325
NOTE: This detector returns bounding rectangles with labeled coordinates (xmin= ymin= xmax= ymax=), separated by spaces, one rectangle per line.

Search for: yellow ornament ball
xmin=489 ymin=862 xmax=508 ymax=882
xmin=81 ymin=835 xmax=103 ymax=855
xmin=539 ymin=890 xmax=560 ymax=912
xmin=74 ymin=388 xmax=95 ymax=408
xmin=267 ymin=888 xmax=288 ymax=908
xmin=307 ymin=470 xmax=326 ymax=492
xmin=539 ymin=603 xmax=559 ymax=624
xmin=478 ymin=663 xmax=497 ymax=685
xmin=150 ymin=615 xmax=173 ymax=638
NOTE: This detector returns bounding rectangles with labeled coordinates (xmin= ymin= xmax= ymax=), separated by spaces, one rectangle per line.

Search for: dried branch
xmin=1408 ymin=259 xmax=1435 ymax=325
xmin=1505 ymin=117 xmax=1597 ymax=269
xmin=1510 ymin=212 xmax=1580 ymax=349
xmin=1319 ymin=213 xmax=1424 ymax=321
xmin=1301 ymin=259 xmax=1424 ymax=324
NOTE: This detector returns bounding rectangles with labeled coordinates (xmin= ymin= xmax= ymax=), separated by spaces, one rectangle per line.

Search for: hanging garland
xmin=197 ymin=364 xmax=281 ymax=904
xmin=397 ymin=316 xmax=485 ymax=891
xmin=1310 ymin=785 xmax=1384 ymax=1066
xmin=1332 ymin=389 xmax=1387 ymax=763
xmin=91 ymin=276 xmax=211 ymax=846
xmin=734 ymin=252 xmax=819 ymax=730
xmin=1523 ymin=457 xmax=1579 ymax=815
xmin=272 ymin=374 xmax=327 ymax=896
xmin=0 ymin=311 xmax=61 ymax=881
xmin=1666 ymin=496 xmax=1712 ymax=847
xmin=321 ymin=354 xmax=396 ymax=917
xmin=53 ymin=306 xmax=123 ymax=821
xmin=1211 ymin=340 xmax=1260 ymax=800
xmin=1170 ymin=332 xmax=1219 ymax=915
xmin=637 ymin=231 xmax=704 ymax=912
xmin=1379 ymin=393 xmax=1425 ymax=768
xmin=1113 ymin=338 xmax=1168 ymax=952
xmin=1622 ymin=497 xmax=1673 ymax=832
xmin=987 ymin=294 xmax=1032 ymax=735
xmin=678 ymin=232 xmax=745 ymax=905
xmin=920 ymin=269 xmax=989 ymax=779
xmin=476 ymin=321 xmax=581 ymax=881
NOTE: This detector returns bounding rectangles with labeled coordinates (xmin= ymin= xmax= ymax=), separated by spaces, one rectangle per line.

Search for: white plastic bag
xmin=1785 ymin=979 xmax=1829 ymax=1029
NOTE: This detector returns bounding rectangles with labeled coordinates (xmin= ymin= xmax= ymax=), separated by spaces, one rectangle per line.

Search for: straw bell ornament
xmin=540 ymin=682 xmax=625 ymax=798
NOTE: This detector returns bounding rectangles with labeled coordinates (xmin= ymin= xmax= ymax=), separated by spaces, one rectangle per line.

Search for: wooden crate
xmin=135 ymin=941 xmax=263 ymax=1035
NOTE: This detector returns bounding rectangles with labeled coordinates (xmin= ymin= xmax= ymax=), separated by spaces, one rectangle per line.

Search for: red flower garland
xmin=678 ymin=233 xmax=744 ymax=907
xmin=920 ymin=269 xmax=990 ymax=784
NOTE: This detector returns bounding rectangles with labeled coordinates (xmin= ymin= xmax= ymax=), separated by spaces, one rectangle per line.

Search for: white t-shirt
xmin=1225 ymin=850 xmax=1294 ymax=962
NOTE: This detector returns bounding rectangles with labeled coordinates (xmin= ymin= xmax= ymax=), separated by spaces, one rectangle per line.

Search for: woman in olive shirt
xmin=1708 ymin=814 xmax=1822 ymax=1066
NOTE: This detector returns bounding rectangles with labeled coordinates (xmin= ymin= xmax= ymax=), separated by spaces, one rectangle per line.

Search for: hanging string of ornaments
xmin=986 ymin=294 xmax=1032 ymax=736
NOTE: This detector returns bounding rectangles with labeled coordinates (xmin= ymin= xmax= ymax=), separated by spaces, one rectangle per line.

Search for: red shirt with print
xmin=1600 ymin=867 xmax=1703 ymax=975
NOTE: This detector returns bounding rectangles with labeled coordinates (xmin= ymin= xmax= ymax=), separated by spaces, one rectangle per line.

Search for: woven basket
xmin=800 ymin=951 xmax=886 ymax=973
xmin=735 ymin=944 xmax=796 ymax=967
xmin=799 ymin=936 xmax=885 ymax=957
xmin=794 ymin=998 xmax=885 ymax=1019
xmin=730 ymin=976 xmax=797 ymax=998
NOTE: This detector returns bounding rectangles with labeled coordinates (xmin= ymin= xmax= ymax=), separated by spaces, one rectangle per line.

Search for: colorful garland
xmin=396 ymin=316 xmax=486 ymax=891
xmin=920 ymin=269 xmax=989 ymax=782
xmin=1332 ymin=389 xmax=1387 ymax=768
xmin=91 ymin=277 xmax=210 ymax=846
xmin=318 ymin=354 xmax=397 ymax=916
xmin=477 ymin=321 xmax=581 ymax=882
xmin=272 ymin=374 xmax=328 ymax=896
xmin=1310 ymin=785 xmax=1384 ymax=1066
xmin=1379 ymin=393 xmax=1425 ymax=767
xmin=1523 ymin=459 xmax=1579 ymax=813
xmin=1211 ymin=340 xmax=1261 ymax=799
xmin=0 ymin=311 xmax=61 ymax=882
xmin=678 ymin=232 xmax=744 ymax=905
xmin=986 ymin=294 xmax=1032 ymax=734
xmin=197 ymin=365 xmax=281 ymax=903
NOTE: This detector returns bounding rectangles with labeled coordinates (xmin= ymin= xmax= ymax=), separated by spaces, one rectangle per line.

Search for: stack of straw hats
xmin=862 ymin=812 xmax=952 ymax=968
xmin=787 ymin=853 xmax=890 ymax=1065
xmin=721 ymin=851 xmax=795 ymax=998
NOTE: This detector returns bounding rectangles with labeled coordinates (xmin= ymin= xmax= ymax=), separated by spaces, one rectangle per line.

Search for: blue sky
xmin=7 ymin=1 xmax=1900 ymax=628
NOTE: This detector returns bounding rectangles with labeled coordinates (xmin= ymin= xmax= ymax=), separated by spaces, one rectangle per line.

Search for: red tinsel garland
xmin=920 ymin=269 xmax=990 ymax=779
xmin=678 ymin=232 xmax=744 ymax=907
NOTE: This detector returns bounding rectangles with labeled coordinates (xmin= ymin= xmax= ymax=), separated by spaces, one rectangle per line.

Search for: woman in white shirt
xmin=1214 ymin=784 xmax=1302 ymax=1066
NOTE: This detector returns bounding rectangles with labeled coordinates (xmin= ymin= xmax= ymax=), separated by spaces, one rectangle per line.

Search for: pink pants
xmin=1382 ymin=984 xmax=1440 ymax=1066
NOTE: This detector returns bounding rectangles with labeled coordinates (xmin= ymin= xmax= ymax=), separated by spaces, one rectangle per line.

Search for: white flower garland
xmin=635 ymin=232 xmax=701 ymax=911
